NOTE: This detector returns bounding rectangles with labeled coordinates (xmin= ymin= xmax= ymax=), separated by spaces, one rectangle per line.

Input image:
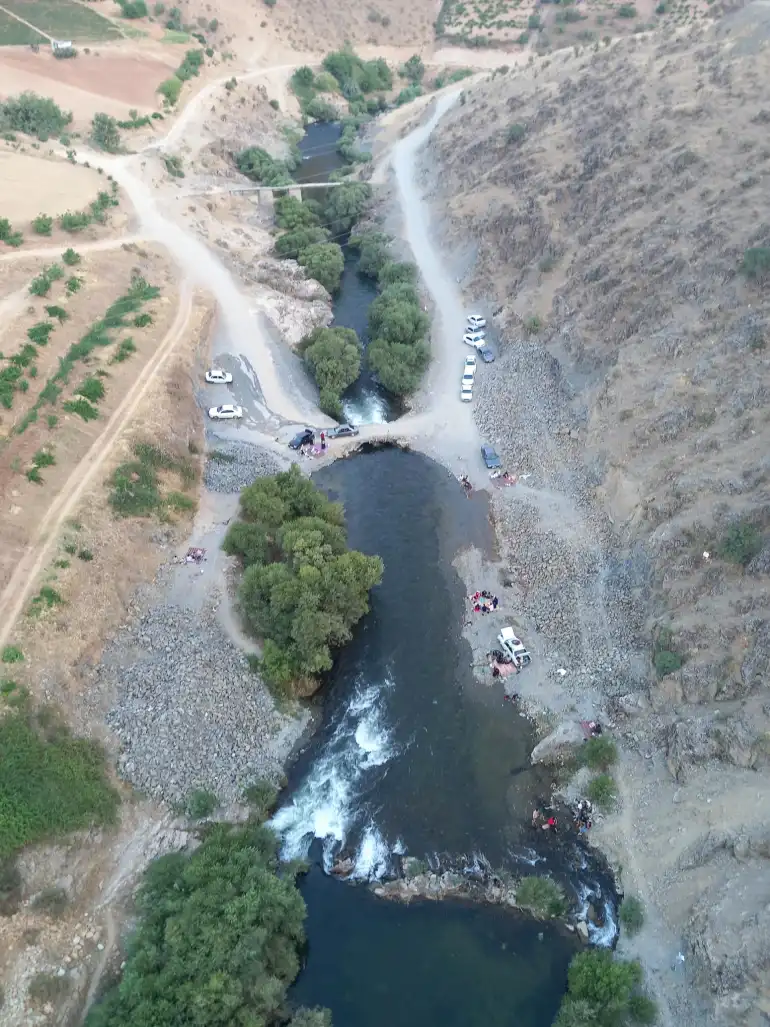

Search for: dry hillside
xmin=427 ymin=10 xmax=770 ymax=1026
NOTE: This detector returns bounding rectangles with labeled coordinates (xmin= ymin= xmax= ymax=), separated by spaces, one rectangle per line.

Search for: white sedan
xmin=464 ymin=355 xmax=477 ymax=372
xmin=463 ymin=334 xmax=487 ymax=350
xmin=208 ymin=404 xmax=243 ymax=420
xmin=205 ymin=368 xmax=233 ymax=384
xmin=467 ymin=315 xmax=487 ymax=331
xmin=461 ymin=382 xmax=473 ymax=402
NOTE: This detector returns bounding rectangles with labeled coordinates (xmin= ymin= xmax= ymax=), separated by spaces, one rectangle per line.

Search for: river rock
xmin=530 ymin=721 xmax=586 ymax=764
xmin=576 ymin=921 xmax=590 ymax=942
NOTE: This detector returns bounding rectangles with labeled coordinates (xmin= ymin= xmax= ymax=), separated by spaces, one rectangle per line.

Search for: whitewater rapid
xmin=270 ymin=677 xmax=400 ymax=879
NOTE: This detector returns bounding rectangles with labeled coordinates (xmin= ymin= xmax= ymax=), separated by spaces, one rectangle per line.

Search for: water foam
xmin=577 ymin=883 xmax=618 ymax=948
xmin=270 ymin=679 xmax=396 ymax=874
xmin=350 ymin=823 xmax=392 ymax=880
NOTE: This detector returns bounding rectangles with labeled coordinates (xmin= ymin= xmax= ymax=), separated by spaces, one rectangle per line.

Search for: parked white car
xmin=464 ymin=354 xmax=477 ymax=372
xmin=467 ymin=315 xmax=486 ymax=331
xmin=208 ymin=404 xmax=243 ymax=420
xmin=463 ymin=334 xmax=486 ymax=350
xmin=462 ymin=370 xmax=475 ymax=389
xmin=205 ymin=368 xmax=233 ymax=384
xmin=461 ymin=382 xmax=473 ymax=402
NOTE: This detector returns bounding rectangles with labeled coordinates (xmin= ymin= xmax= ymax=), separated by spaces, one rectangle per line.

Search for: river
xmin=269 ymin=448 xmax=617 ymax=1026
xmin=295 ymin=122 xmax=396 ymax=426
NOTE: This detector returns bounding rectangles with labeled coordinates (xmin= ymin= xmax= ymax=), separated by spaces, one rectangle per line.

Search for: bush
xmin=111 ymin=338 xmax=136 ymax=363
xmin=222 ymin=521 xmax=269 ymax=567
xmin=507 ymin=123 xmax=526 ymax=143
xmin=1 ymin=646 xmax=23 ymax=664
xmin=27 ymin=321 xmax=54 ymax=344
xmin=45 ymin=305 xmax=68 ymax=323
xmin=617 ymin=3 xmax=637 ymax=15
xmin=401 ymin=54 xmax=425 ymax=83
xmin=62 ymin=248 xmax=81 ymax=266
xmin=305 ymin=96 xmax=338 ymax=122
xmin=298 ymin=242 xmax=345 ymax=293
xmin=63 ymin=397 xmax=99 ymax=421
xmin=76 ymin=376 xmax=106 ymax=403
xmin=555 ymin=950 xmax=656 ymax=1027
xmin=0 ymin=92 xmax=72 ymax=140
xmin=91 ymin=112 xmax=121 ymax=153
xmin=395 ymin=84 xmax=422 ymax=106
xmin=0 ymin=707 xmax=118 ymax=857
xmin=653 ymin=649 xmax=682 ymax=677
xmin=524 ymin=315 xmax=543 ymax=333
xmin=379 ymin=261 xmax=417 ymax=288
xmin=586 ymin=773 xmax=617 ymax=809
xmin=314 ymin=70 xmax=339 ymax=93
xmin=529 ymin=13 xmax=542 ymax=28
xmin=162 ymin=154 xmax=184 ymax=178
xmin=243 ymin=780 xmax=278 ymax=817
xmin=619 ymin=895 xmax=645 ymax=937
xmin=185 ymin=788 xmax=217 ymax=819
xmin=352 ymin=231 xmax=391 ymax=279
xmin=176 ymin=49 xmax=204 ymax=81
xmin=32 ymin=214 xmax=53 ymax=236
xmin=579 ymin=735 xmax=618 ymax=770
xmin=322 ymin=48 xmax=392 ymax=96
xmin=59 ymin=210 xmax=91 ymax=232
xmin=118 ymin=0 xmax=148 ymax=16
xmin=228 ymin=466 xmax=382 ymax=690
xmin=300 ymin=326 xmax=361 ymax=418
xmin=158 ymin=76 xmax=182 ymax=105
xmin=78 ymin=549 xmax=94 ymax=562
xmin=516 ymin=875 xmax=568 ymax=918
xmin=66 ymin=276 xmax=82 ymax=294
xmin=84 ymin=822 xmax=325 ymax=1027
xmin=717 ymin=519 xmax=762 ymax=566
xmin=235 ymin=146 xmax=295 ymax=186
xmin=109 ymin=442 xmax=195 ymax=518
xmin=29 ymin=264 xmax=63 ymax=297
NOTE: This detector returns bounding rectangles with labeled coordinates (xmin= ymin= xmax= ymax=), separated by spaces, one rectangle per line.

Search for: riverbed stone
xmin=530 ymin=721 xmax=586 ymax=764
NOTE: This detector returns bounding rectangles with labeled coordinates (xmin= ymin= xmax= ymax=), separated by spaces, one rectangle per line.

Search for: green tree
xmin=235 ymin=146 xmax=294 ymax=186
xmin=352 ymin=232 xmax=391 ymax=279
xmin=275 ymin=195 xmax=320 ymax=231
xmin=300 ymin=326 xmax=361 ymax=417
xmin=0 ymin=92 xmax=72 ymax=139
xmin=298 ymin=242 xmax=345 ymax=293
xmin=90 ymin=113 xmax=121 ymax=153
xmin=118 ymin=0 xmax=148 ymax=16
xmin=305 ymin=96 xmax=338 ymax=122
xmin=579 ymin=736 xmax=618 ymax=770
xmin=619 ymin=896 xmax=645 ymax=937
xmin=554 ymin=950 xmax=656 ymax=1027
xmin=158 ymin=76 xmax=182 ymax=106
xmin=717 ymin=519 xmax=762 ymax=566
xmin=222 ymin=521 xmax=270 ymax=567
xmin=85 ymin=822 xmax=328 ymax=1027
xmin=401 ymin=54 xmax=425 ymax=83
xmin=275 ymin=226 xmax=330 ymax=259
xmin=378 ymin=261 xmax=417 ymax=288
xmin=368 ymin=338 xmax=429 ymax=396
xmin=368 ymin=283 xmax=428 ymax=346
xmin=323 ymin=182 xmax=372 ymax=236
xmin=741 ymin=247 xmax=770 ymax=281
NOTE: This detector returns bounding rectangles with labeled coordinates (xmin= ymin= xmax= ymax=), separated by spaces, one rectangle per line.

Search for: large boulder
xmin=665 ymin=713 xmax=758 ymax=780
xmin=531 ymin=721 xmax=586 ymax=764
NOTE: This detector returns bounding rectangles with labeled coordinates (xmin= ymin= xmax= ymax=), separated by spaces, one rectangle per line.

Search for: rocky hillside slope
xmin=426 ymin=10 xmax=770 ymax=1027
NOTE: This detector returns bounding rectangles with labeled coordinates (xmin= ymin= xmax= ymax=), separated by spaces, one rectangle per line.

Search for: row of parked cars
xmin=460 ymin=315 xmax=494 ymax=402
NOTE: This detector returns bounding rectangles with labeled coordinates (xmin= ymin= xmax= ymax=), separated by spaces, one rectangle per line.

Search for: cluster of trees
xmin=224 ymin=466 xmax=382 ymax=691
xmin=91 ymin=112 xmax=121 ymax=153
xmin=85 ymin=817 xmax=332 ymax=1027
xmin=290 ymin=48 xmax=392 ymax=125
xmin=555 ymin=950 xmax=657 ymax=1027
xmin=298 ymin=326 xmax=361 ymax=419
xmin=236 ymin=146 xmax=299 ymax=187
xmin=0 ymin=92 xmax=72 ymax=140
xmin=321 ymin=47 xmax=392 ymax=100
xmin=361 ymin=244 xmax=428 ymax=396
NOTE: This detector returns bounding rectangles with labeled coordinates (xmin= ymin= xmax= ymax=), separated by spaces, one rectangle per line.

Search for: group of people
xmin=530 ymin=798 xmax=594 ymax=836
xmin=573 ymin=798 xmax=593 ymax=834
xmin=469 ymin=590 xmax=499 ymax=614
xmin=459 ymin=474 xmax=473 ymax=497
xmin=532 ymin=809 xmax=558 ymax=832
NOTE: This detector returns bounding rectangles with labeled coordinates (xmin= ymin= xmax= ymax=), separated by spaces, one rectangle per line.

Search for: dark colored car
xmin=289 ymin=428 xmax=314 ymax=449
xmin=479 ymin=346 xmax=495 ymax=363
xmin=481 ymin=444 xmax=502 ymax=469
xmin=327 ymin=424 xmax=359 ymax=439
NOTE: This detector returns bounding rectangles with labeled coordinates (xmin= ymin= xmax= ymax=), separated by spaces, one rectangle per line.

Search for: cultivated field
xmin=0 ymin=0 xmax=122 ymax=41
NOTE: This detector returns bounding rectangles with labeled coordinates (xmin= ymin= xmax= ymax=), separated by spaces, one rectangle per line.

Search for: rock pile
xmin=102 ymin=600 xmax=305 ymax=805
xmin=204 ymin=440 xmax=284 ymax=493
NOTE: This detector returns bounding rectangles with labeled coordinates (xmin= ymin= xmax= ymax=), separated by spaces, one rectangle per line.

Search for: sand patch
xmin=0 ymin=150 xmax=106 ymax=221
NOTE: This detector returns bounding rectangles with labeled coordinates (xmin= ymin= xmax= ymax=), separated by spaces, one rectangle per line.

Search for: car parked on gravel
xmin=289 ymin=428 xmax=315 ymax=449
xmin=462 ymin=369 xmax=475 ymax=389
xmin=205 ymin=368 xmax=233 ymax=384
xmin=467 ymin=315 xmax=486 ymax=331
xmin=463 ymin=333 xmax=486 ymax=349
xmin=481 ymin=444 xmax=501 ymax=469
xmin=461 ymin=382 xmax=473 ymax=402
xmin=464 ymin=354 xmax=477 ymax=372
xmin=479 ymin=346 xmax=495 ymax=363
xmin=208 ymin=404 xmax=242 ymax=420
xmin=326 ymin=424 xmax=359 ymax=439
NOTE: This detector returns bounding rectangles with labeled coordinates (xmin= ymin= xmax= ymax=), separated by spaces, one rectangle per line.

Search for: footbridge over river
xmin=179 ymin=182 xmax=347 ymax=203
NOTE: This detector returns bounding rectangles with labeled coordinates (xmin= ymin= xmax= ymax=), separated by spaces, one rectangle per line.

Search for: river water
xmin=295 ymin=123 xmax=396 ymax=425
xmin=270 ymin=448 xmax=617 ymax=1026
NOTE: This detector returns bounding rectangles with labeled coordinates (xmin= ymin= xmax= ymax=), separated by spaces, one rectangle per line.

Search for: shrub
xmin=27 ymin=322 xmax=54 ymax=344
xmin=63 ymin=398 xmax=99 ymax=421
xmin=555 ymin=950 xmax=657 ymax=1027
xmin=59 ymin=210 xmax=92 ymax=232
xmin=185 ymin=788 xmax=217 ymax=819
xmin=0 ymin=92 xmax=72 ymax=140
xmin=243 ymin=780 xmax=278 ymax=817
xmin=118 ymin=0 xmax=148 ymax=16
xmin=401 ymin=54 xmax=425 ymax=83
xmin=66 ymin=276 xmax=82 ymax=294
xmin=617 ymin=3 xmax=637 ymax=15
xmin=235 ymin=146 xmax=295 ymax=186
xmin=529 ymin=13 xmax=542 ymax=28
xmin=305 ymin=96 xmax=338 ymax=122
xmin=62 ymin=248 xmax=81 ymax=266
xmin=83 ymin=822 xmax=324 ymax=1027
xmin=158 ymin=76 xmax=183 ymax=106
xmin=45 ymin=305 xmax=68 ymax=323
xmin=300 ymin=326 xmax=361 ymax=418
xmin=77 ymin=549 xmax=94 ymax=562
xmin=379 ymin=261 xmax=417 ymax=288
xmin=322 ymin=49 xmax=392 ymax=96
xmin=0 ymin=707 xmax=118 ymax=857
xmin=539 ymin=255 xmax=556 ymax=272
xmin=507 ymin=123 xmax=527 ymax=144
xmin=654 ymin=648 xmax=682 ymax=677
xmin=717 ymin=519 xmax=762 ymax=566
xmin=162 ymin=154 xmax=184 ymax=178
xmin=76 ymin=376 xmax=106 ymax=403
xmin=90 ymin=113 xmax=121 ymax=153
xmin=298 ymin=242 xmax=345 ymax=293
xmin=109 ymin=441 xmax=195 ymax=518
xmin=134 ymin=312 xmax=153 ymax=327
xmin=579 ymin=736 xmax=618 ymax=770
xmin=619 ymin=895 xmax=645 ymax=937
xmin=111 ymin=338 xmax=137 ymax=363
xmin=228 ymin=466 xmax=382 ymax=690
xmin=516 ymin=875 xmax=568 ymax=918
xmin=586 ymin=773 xmax=617 ymax=809
xmin=524 ymin=315 xmax=543 ymax=333
xmin=1 ymin=646 xmax=23 ymax=664
xmin=176 ymin=49 xmax=204 ymax=81
xmin=29 ymin=264 xmax=62 ymax=297
xmin=32 ymin=449 xmax=55 ymax=468
xmin=395 ymin=84 xmax=422 ymax=106
xmin=30 ymin=585 xmax=63 ymax=608
xmin=32 ymin=214 xmax=53 ymax=236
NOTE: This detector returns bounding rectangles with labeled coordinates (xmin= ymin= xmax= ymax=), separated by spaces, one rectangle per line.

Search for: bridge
xmin=179 ymin=182 xmax=344 ymax=203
